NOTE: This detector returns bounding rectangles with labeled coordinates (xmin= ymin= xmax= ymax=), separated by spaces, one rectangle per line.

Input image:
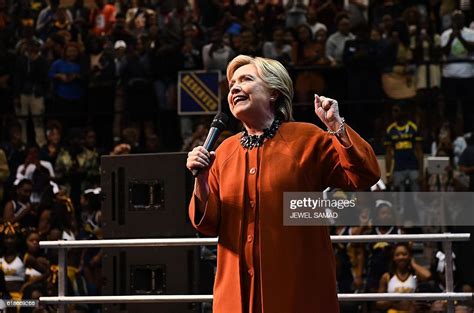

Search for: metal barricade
xmin=40 ymin=233 xmax=472 ymax=313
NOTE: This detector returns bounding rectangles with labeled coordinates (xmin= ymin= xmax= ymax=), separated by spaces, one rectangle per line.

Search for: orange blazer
xmin=189 ymin=122 xmax=380 ymax=313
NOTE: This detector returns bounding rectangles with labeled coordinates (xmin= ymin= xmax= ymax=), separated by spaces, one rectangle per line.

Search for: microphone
xmin=192 ymin=112 xmax=229 ymax=177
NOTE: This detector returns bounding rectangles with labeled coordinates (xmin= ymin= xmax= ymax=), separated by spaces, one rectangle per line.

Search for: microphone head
xmin=211 ymin=112 xmax=229 ymax=131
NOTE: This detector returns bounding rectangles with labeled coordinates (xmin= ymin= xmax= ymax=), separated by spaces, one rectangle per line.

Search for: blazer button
xmin=249 ymin=168 xmax=256 ymax=175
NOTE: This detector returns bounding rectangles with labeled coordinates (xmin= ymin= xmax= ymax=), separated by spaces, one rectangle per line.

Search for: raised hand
xmin=314 ymin=94 xmax=343 ymax=132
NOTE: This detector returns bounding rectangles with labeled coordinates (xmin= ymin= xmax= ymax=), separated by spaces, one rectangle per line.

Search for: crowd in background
xmin=0 ymin=0 xmax=474 ymax=312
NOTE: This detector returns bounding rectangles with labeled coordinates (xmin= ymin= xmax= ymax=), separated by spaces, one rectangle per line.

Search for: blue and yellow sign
xmin=178 ymin=71 xmax=221 ymax=115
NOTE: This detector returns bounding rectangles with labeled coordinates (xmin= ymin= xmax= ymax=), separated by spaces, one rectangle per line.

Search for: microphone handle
xmin=191 ymin=127 xmax=221 ymax=177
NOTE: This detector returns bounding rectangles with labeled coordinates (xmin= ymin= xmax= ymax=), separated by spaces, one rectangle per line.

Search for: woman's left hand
xmin=314 ymin=94 xmax=343 ymax=132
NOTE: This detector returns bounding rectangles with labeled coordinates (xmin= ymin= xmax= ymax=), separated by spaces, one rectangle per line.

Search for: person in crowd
xmin=428 ymin=122 xmax=454 ymax=191
xmin=121 ymin=35 xmax=155 ymax=140
xmin=48 ymin=42 xmax=85 ymax=129
xmin=240 ymin=5 xmax=261 ymax=35
xmin=108 ymin=12 xmax=136 ymax=47
xmin=326 ymin=13 xmax=355 ymax=64
xmin=125 ymin=0 xmax=154 ymax=25
xmin=54 ymin=128 xmax=85 ymax=207
xmin=1 ymin=122 xmax=27 ymax=194
xmin=24 ymin=230 xmax=49 ymax=286
xmin=76 ymin=128 xmax=101 ymax=191
xmin=371 ymin=0 xmax=403 ymax=28
xmin=0 ymin=0 xmax=14 ymax=49
xmin=15 ymin=147 xmax=55 ymax=205
xmin=186 ymin=54 xmax=379 ymax=312
xmin=202 ymin=29 xmax=235 ymax=72
xmin=78 ymin=188 xmax=103 ymax=295
xmin=15 ymin=14 xmax=44 ymax=56
xmin=262 ymin=26 xmax=292 ymax=65
xmin=459 ymin=133 xmax=474 ymax=192
xmin=413 ymin=20 xmax=442 ymax=134
xmin=0 ymin=147 xmax=8 ymax=204
xmin=47 ymin=8 xmax=74 ymax=36
xmin=85 ymin=35 xmax=116 ymax=149
xmin=193 ymin=0 xmax=224 ymax=32
xmin=178 ymin=22 xmax=204 ymax=143
xmin=260 ymin=0 xmax=285 ymax=41
xmin=150 ymin=30 xmax=182 ymax=150
xmin=36 ymin=0 xmax=73 ymax=40
xmin=378 ymin=19 xmax=417 ymax=102
xmin=343 ymin=23 xmax=382 ymax=137
xmin=41 ymin=32 xmax=66 ymax=64
xmin=235 ymin=28 xmax=262 ymax=57
xmin=90 ymin=0 xmax=116 ymax=36
xmin=69 ymin=0 xmax=90 ymax=34
xmin=384 ymin=104 xmax=423 ymax=192
xmin=285 ymin=0 xmax=308 ymax=29
xmin=306 ymin=6 xmax=327 ymax=38
xmin=440 ymin=10 xmax=474 ymax=133
xmin=331 ymin=192 xmax=366 ymax=313
xmin=119 ymin=127 xmax=141 ymax=154
xmin=345 ymin=0 xmax=368 ymax=29
xmin=0 ymin=224 xmax=49 ymax=301
xmin=365 ymin=200 xmax=404 ymax=293
xmin=376 ymin=243 xmax=431 ymax=313
xmin=14 ymin=40 xmax=49 ymax=147
xmin=39 ymin=122 xmax=62 ymax=166
xmin=292 ymin=23 xmax=330 ymax=102
xmin=143 ymin=134 xmax=161 ymax=153
xmin=181 ymin=121 xmax=209 ymax=152
xmin=2 ymin=179 xmax=36 ymax=228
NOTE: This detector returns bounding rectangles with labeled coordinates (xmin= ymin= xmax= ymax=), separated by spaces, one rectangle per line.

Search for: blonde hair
xmin=226 ymin=55 xmax=294 ymax=121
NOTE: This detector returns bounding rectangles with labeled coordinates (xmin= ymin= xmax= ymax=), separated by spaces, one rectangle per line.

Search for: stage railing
xmin=39 ymin=233 xmax=472 ymax=313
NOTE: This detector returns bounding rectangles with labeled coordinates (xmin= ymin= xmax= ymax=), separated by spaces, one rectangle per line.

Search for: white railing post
xmin=443 ymin=238 xmax=455 ymax=313
xmin=58 ymin=248 xmax=67 ymax=313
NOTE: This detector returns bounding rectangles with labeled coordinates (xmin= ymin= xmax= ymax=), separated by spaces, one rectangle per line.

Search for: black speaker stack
xmin=100 ymin=152 xmax=203 ymax=313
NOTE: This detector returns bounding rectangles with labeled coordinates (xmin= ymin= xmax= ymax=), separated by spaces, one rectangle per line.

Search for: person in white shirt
xmin=326 ymin=14 xmax=355 ymax=64
xmin=262 ymin=26 xmax=292 ymax=65
xmin=14 ymin=146 xmax=55 ymax=204
xmin=376 ymin=243 xmax=431 ymax=312
xmin=306 ymin=6 xmax=327 ymax=38
xmin=202 ymin=30 xmax=235 ymax=74
xmin=440 ymin=10 xmax=474 ymax=132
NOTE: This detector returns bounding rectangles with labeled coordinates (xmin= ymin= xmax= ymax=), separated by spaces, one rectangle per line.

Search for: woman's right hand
xmin=187 ymin=146 xmax=215 ymax=209
xmin=186 ymin=146 xmax=215 ymax=177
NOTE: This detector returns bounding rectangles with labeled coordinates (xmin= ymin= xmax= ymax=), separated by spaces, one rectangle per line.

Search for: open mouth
xmin=233 ymin=95 xmax=248 ymax=106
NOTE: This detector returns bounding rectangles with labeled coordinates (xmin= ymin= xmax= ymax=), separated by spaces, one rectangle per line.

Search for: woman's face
xmin=393 ymin=245 xmax=410 ymax=268
xmin=376 ymin=205 xmax=394 ymax=224
xmin=65 ymin=46 xmax=79 ymax=61
xmin=18 ymin=183 xmax=33 ymax=202
xmin=228 ymin=64 xmax=273 ymax=123
xmin=48 ymin=128 xmax=61 ymax=145
xmin=3 ymin=233 xmax=17 ymax=250
xmin=315 ymin=29 xmax=327 ymax=43
xmin=297 ymin=26 xmax=311 ymax=43
xmin=273 ymin=29 xmax=285 ymax=44
xmin=27 ymin=232 xmax=40 ymax=254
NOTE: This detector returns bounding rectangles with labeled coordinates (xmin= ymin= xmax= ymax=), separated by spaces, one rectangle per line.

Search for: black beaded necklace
xmin=240 ymin=119 xmax=282 ymax=149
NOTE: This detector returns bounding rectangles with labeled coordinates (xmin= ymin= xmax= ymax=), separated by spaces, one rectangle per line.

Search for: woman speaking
xmin=186 ymin=55 xmax=380 ymax=313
